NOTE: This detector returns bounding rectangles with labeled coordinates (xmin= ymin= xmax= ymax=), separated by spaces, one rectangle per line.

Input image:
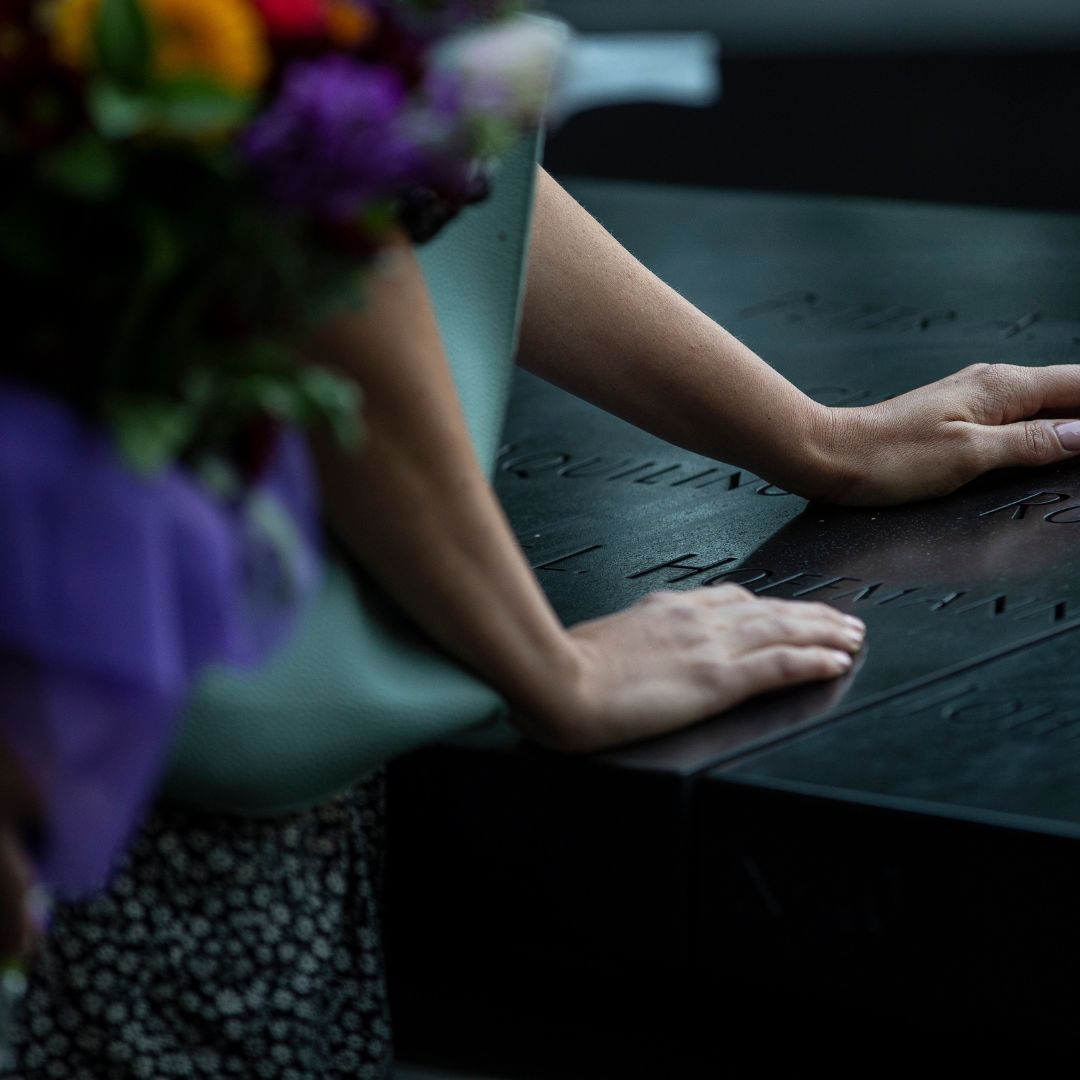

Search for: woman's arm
xmin=519 ymin=169 xmax=1080 ymax=506
xmin=309 ymin=233 xmax=865 ymax=753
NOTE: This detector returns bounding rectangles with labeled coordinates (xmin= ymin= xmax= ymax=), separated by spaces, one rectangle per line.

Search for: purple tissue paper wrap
xmin=0 ymin=381 xmax=321 ymax=896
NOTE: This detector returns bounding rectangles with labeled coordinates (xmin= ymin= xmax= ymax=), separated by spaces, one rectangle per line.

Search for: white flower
xmin=430 ymin=14 xmax=570 ymax=125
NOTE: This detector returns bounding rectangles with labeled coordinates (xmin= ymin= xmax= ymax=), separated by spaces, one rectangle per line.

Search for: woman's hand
xmin=811 ymin=363 xmax=1080 ymax=506
xmin=520 ymin=585 xmax=864 ymax=754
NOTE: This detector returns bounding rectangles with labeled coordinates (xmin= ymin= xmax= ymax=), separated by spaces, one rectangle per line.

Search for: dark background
xmin=541 ymin=0 xmax=1080 ymax=211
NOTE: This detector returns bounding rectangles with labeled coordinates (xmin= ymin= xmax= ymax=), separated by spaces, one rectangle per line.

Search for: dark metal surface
xmin=494 ymin=182 xmax=1080 ymax=775
xmin=387 ymin=182 xmax=1080 ymax=1042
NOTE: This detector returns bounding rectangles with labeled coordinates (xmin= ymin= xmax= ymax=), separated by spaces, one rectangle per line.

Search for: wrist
xmin=505 ymin=632 xmax=608 ymax=754
xmin=783 ymin=402 xmax=875 ymax=504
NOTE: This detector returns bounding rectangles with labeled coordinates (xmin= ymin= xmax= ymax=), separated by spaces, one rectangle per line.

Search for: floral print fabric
xmin=3 ymin=773 xmax=391 ymax=1079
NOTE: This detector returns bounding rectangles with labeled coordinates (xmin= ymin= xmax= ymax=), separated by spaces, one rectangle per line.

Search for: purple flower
xmin=0 ymin=382 xmax=322 ymax=895
xmin=241 ymin=56 xmax=422 ymax=222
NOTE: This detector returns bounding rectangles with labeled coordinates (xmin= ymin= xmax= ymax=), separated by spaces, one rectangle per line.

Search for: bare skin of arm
xmin=310 ymin=233 xmax=865 ymax=755
xmin=519 ymin=168 xmax=1080 ymax=506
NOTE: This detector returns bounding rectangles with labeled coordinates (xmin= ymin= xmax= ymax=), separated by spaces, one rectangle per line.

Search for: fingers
xmin=958 ymin=363 xmax=1080 ymax=423
xmin=731 ymin=645 xmax=854 ymax=700
xmin=961 ymin=416 xmax=1080 ymax=473
xmin=735 ymin=604 xmax=865 ymax=655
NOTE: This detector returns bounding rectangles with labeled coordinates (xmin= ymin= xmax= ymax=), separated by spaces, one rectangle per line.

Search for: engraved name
xmin=628 ymin=553 xmax=1070 ymax=624
xmin=496 ymin=444 xmax=792 ymax=498
xmin=737 ymin=290 xmax=1080 ymax=347
xmin=886 ymin=681 xmax=1080 ymax=742
xmin=981 ymin=490 xmax=1080 ymax=524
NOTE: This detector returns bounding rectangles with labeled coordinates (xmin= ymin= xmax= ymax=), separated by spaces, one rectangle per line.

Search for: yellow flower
xmin=51 ymin=0 xmax=97 ymax=70
xmin=150 ymin=0 xmax=268 ymax=93
xmin=51 ymin=0 xmax=269 ymax=94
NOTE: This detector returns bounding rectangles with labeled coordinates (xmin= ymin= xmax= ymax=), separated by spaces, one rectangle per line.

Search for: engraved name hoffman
xmin=627 ymin=552 xmax=1070 ymax=624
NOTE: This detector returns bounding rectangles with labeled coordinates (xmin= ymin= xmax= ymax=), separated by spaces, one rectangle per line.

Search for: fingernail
xmin=842 ymin=615 xmax=865 ymax=631
xmin=1055 ymin=421 xmax=1080 ymax=451
xmin=843 ymin=628 xmax=865 ymax=648
xmin=830 ymin=650 xmax=853 ymax=670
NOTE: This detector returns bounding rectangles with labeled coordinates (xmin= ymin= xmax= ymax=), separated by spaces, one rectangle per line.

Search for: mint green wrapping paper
xmin=162 ymin=132 xmax=539 ymax=814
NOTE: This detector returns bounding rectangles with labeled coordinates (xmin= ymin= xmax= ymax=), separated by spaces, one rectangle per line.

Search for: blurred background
xmin=541 ymin=0 xmax=1080 ymax=211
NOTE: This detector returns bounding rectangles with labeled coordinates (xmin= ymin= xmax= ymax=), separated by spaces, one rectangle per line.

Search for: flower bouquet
xmin=0 ymin=0 xmax=562 ymax=912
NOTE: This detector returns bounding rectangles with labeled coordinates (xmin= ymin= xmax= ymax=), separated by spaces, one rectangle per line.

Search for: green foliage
xmin=89 ymin=79 xmax=252 ymax=140
xmin=38 ymin=134 xmax=123 ymax=200
xmin=296 ymin=368 xmax=363 ymax=449
xmin=94 ymin=0 xmax=152 ymax=89
xmin=0 ymin=137 xmax=366 ymax=477
xmin=106 ymin=395 xmax=200 ymax=473
xmin=89 ymin=81 xmax=153 ymax=138
xmin=468 ymin=113 xmax=516 ymax=158
xmin=154 ymin=79 xmax=252 ymax=137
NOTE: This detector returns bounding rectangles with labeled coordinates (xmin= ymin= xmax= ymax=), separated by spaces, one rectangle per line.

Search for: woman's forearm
xmin=519 ymin=169 xmax=1080 ymax=506
xmin=309 ymin=235 xmax=583 ymax=744
xmin=517 ymin=168 xmax=838 ymax=497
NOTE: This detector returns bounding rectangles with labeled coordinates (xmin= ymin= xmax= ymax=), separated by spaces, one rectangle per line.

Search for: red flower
xmin=252 ymin=0 xmax=326 ymax=37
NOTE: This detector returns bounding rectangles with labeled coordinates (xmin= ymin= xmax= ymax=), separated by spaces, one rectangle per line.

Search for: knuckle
xmin=1021 ymin=420 xmax=1054 ymax=465
xmin=960 ymin=361 xmax=992 ymax=384
xmin=642 ymin=589 xmax=679 ymax=606
xmin=967 ymin=361 xmax=1009 ymax=388
xmin=770 ymin=646 xmax=803 ymax=681
xmin=711 ymin=582 xmax=751 ymax=600
xmin=667 ymin=602 xmax=698 ymax=622
xmin=965 ymin=362 xmax=1021 ymax=410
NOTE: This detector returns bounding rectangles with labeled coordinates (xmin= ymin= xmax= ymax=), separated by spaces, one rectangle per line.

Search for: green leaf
xmin=89 ymin=81 xmax=153 ymax=138
xmin=94 ymin=0 xmax=152 ymax=88
xmin=297 ymin=368 xmax=363 ymax=449
xmin=156 ymin=78 xmax=251 ymax=137
xmin=38 ymin=134 xmax=122 ymax=200
xmin=468 ymin=114 xmax=516 ymax=159
xmin=194 ymin=456 xmax=242 ymax=501
xmin=246 ymin=374 xmax=307 ymax=421
xmin=106 ymin=397 xmax=198 ymax=474
xmin=245 ymin=490 xmax=307 ymax=598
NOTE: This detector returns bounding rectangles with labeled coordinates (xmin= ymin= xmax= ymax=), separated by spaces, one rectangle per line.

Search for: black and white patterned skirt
xmin=3 ymin=772 xmax=392 ymax=1079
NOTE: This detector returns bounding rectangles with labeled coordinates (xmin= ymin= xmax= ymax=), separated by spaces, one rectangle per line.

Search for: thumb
xmin=968 ymin=418 xmax=1080 ymax=472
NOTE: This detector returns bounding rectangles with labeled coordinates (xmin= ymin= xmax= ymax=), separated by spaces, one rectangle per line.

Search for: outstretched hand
xmin=525 ymin=585 xmax=864 ymax=753
xmin=815 ymin=363 xmax=1080 ymax=506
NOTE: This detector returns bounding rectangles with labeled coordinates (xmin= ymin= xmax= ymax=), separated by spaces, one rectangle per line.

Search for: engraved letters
xmin=627 ymin=553 xmax=1070 ymax=624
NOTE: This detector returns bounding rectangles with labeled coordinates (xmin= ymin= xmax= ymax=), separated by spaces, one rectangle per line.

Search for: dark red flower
xmin=252 ymin=0 xmax=326 ymax=38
